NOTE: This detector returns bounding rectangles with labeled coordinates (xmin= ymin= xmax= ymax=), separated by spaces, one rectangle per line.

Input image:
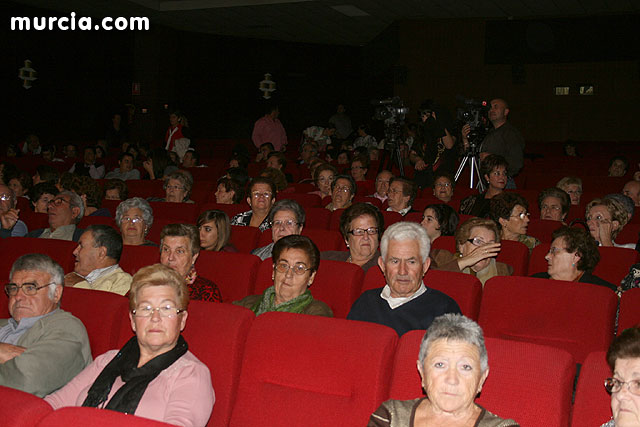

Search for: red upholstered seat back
xmin=229 ymin=312 xmax=397 ymax=427
xmin=35 ymin=407 xmax=174 ymax=426
xmin=198 ymin=203 xmax=247 ymax=219
xmin=229 ymin=225 xmax=260 ymax=253
xmin=388 ymin=332 xmax=575 ymax=427
xmin=570 ymin=351 xmax=612 ymax=427
xmin=195 ymin=251 xmax=261 ymax=302
xmin=119 ymin=245 xmax=160 ymax=275
xmin=148 ymin=202 xmax=200 ymax=222
xmin=619 ymin=287 xmax=640 ymax=333
xmin=526 ymin=219 xmax=563 ymax=243
xmin=255 ymin=259 xmax=363 ymax=318
xmin=362 ymin=268 xmax=482 ymax=320
xmin=0 ymin=385 xmax=53 ymax=427
xmin=304 ymin=207 xmax=331 ymax=229
xmin=478 ymin=276 xmax=617 ymax=363
xmin=278 ymin=192 xmax=322 ymax=208
xmin=0 ymin=237 xmax=77 ymax=277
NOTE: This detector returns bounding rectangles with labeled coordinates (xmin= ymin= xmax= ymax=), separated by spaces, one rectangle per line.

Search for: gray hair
xmin=418 ymin=313 xmax=489 ymax=373
xmin=59 ymin=190 xmax=84 ymax=222
xmin=0 ymin=185 xmax=17 ymax=209
xmin=268 ymin=199 xmax=306 ymax=226
xmin=380 ymin=221 xmax=430 ymax=262
xmin=604 ymin=193 xmax=635 ymax=220
xmin=9 ymin=254 xmax=64 ymax=300
xmin=115 ymin=197 xmax=154 ymax=231
xmin=164 ymin=170 xmax=193 ymax=200
xmin=86 ymin=224 xmax=123 ymax=262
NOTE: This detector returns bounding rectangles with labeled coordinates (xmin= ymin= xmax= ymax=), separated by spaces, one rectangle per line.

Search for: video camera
xmin=456 ymin=97 xmax=489 ymax=148
xmin=372 ymin=97 xmax=409 ymax=125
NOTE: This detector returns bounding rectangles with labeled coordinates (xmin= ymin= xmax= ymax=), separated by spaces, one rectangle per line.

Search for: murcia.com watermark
xmin=11 ymin=13 xmax=149 ymax=31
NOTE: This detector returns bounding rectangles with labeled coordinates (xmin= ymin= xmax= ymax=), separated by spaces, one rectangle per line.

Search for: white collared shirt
xmin=380 ymin=282 xmax=427 ymax=309
xmin=82 ymin=264 xmax=120 ymax=284
xmin=386 ymin=205 xmax=412 ymax=216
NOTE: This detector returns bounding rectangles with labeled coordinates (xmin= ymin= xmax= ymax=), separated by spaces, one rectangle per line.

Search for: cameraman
xmin=409 ymin=100 xmax=456 ymax=189
xmin=462 ymin=98 xmax=524 ymax=188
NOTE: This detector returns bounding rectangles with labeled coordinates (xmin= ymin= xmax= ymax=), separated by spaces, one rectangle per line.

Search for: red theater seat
xmin=329 ymin=208 xmax=345 ymax=230
xmin=229 ymin=312 xmax=398 ymax=427
xmin=388 ymin=332 xmax=575 ymax=427
xmin=229 ymin=226 xmax=261 ymax=253
xmin=0 ymin=385 xmax=53 ymax=427
xmin=616 ymin=222 xmax=640 ymax=244
xmin=304 ymin=207 xmax=331 ymax=229
xmin=381 ymin=211 xmax=403 ymax=228
xmin=61 ymin=287 xmax=129 ymax=358
xmin=526 ymin=219 xmax=563 ymax=243
xmin=78 ymin=216 xmax=116 ymax=229
xmin=478 ymin=276 xmax=617 ymax=363
xmin=20 ymin=211 xmax=50 ymax=231
xmin=196 ymin=251 xmax=261 ymax=302
xmin=198 ymin=203 xmax=247 ymax=219
xmin=148 ymin=202 xmax=200 ymax=222
xmin=119 ymin=245 xmax=160 ymax=275
xmin=570 ymin=351 xmax=612 ymax=427
xmin=35 ymin=407 xmax=174 ymax=427
xmin=254 ymin=259 xmax=364 ymax=318
xmin=362 ymin=267 xmax=482 ymax=320
xmin=100 ymin=199 xmax=122 ymax=217
xmin=619 ymin=287 xmax=640 ymax=333
xmin=126 ymin=180 xmax=165 ymax=199
xmin=278 ymin=193 xmax=322 ymax=208
xmin=0 ymin=237 xmax=77 ymax=277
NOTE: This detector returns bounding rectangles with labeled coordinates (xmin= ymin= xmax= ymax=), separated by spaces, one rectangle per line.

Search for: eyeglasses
xmin=318 ymin=177 xmax=334 ymax=183
xmin=274 ymin=262 xmax=311 ymax=275
xmin=351 ymin=166 xmax=364 ymax=170
xmin=547 ymin=246 xmax=567 ymax=255
xmin=566 ymin=190 xmax=582 ymax=195
xmin=0 ymin=194 xmax=11 ymax=201
xmin=511 ymin=212 xmax=530 ymax=220
xmin=434 ymin=182 xmax=451 ymax=188
xmin=604 ymin=377 xmax=640 ymax=395
xmin=467 ymin=237 xmax=493 ymax=246
xmin=271 ymin=219 xmax=299 ymax=229
xmin=334 ymin=186 xmax=351 ymax=193
xmin=166 ymin=185 xmax=185 ymax=191
xmin=122 ymin=216 xmax=144 ymax=224
xmin=252 ymin=191 xmax=273 ymax=199
xmin=388 ymin=188 xmax=403 ymax=195
xmin=541 ymin=204 xmax=561 ymax=211
xmin=132 ymin=304 xmax=185 ymax=318
xmin=48 ymin=198 xmax=70 ymax=207
xmin=348 ymin=227 xmax=378 ymax=236
xmin=5 ymin=282 xmax=54 ymax=296
xmin=586 ymin=214 xmax=610 ymax=223
xmin=375 ymin=179 xmax=390 ymax=184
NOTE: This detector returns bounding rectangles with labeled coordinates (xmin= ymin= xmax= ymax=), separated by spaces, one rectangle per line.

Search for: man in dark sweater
xmin=347 ymin=222 xmax=460 ymax=336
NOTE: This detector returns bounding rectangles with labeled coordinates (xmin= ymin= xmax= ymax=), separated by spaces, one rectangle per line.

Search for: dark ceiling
xmin=9 ymin=0 xmax=640 ymax=46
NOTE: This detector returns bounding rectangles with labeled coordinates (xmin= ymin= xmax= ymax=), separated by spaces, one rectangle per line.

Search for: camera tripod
xmin=378 ymin=142 xmax=405 ymax=177
xmin=455 ymin=149 xmax=485 ymax=192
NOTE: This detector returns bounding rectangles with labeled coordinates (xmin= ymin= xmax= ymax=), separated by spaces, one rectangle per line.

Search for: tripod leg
xmin=455 ymin=155 xmax=469 ymax=182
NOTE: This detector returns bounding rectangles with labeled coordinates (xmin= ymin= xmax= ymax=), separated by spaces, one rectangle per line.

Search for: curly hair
xmin=607 ymin=326 xmax=640 ymax=371
xmin=72 ymin=176 xmax=103 ymax=209
xmin=104 ymin=179 xmax=129 ymax=200
xmin=551 ymin=226 xmax=600 ymax=272
xmin=455 ymin=217 xmax=500 ymax=251
xmin=339 ymin=203 xmax=384 ymax=241
xmin=313 ymin=163 xmax=338 ymax=185
xmin=489 ymin=192 xmax=529 ymax=230
xmin=164 ymin=170 xmax=193 ymax=201
xmin=586 ymin=198 xmax=629 ymax=239
xmin=260 ymin=167 xmax=288 ymax=192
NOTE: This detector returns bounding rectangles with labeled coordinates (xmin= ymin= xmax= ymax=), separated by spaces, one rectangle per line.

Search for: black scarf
xmin=82 ymin=335 xmax=188 ymax=414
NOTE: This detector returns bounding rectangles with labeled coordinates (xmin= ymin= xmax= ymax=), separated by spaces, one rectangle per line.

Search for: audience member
xmin=45 ymin=264 xmax=214 ymax=426
xmin=420 ymin=203 xmax=459 ymax=245
xmin=33 ymin=165 xmax=59 ymax=185
xmin=337 ymin=150 xmax=351 ymax=165
xmin=531 ymin=226 xmax=615 ymax=290
xmin=8 ymin=171 xmax=32 ymax=198
xmin=309 ymin=163 xmax=337 ymax=199
xmin=369 ymin=170 xmax=393 ymax=203
xmin=20 ymin=134 xmax=42 ymax=155
xmin=181 ymin=149 xmax=203 ymax=168
xmin=298 ymin=142 xmax=318 ymax=166
xmin=63 ymin=143 xmax=78 ymax=160
xmin=104 ymin=179 xmax=129 ymax=201
xmin=197 ymin=210 xmax=236 ymax=252
xmin=347 ymin=222 xmax=460 ymax=336
xmin=0 ymin=254 xmax=91 ymax=397
xmin=328 ymin=104 xmax=353 ymax=140
xmin=231 ymin=177 xmax=275 ymax=231
xmin=252 ymin=199 xmax=305 ymax=260
xmin=234 ymin=235 xmax=332 ymax=316
xmin=255 ymin=142 xmax=275 ymax=163
xmin=350 ymin=155 xmax=369 ymax=182
xmin=605 ymin=193 xmax=635 ymax=223
xmin=586 ymin=198 xmax=635 ymax=249
xmin=608 ymin=155 xmax=629 ymax=177
xmin=432 ymin=172 xmax=455 ymax=203
xmin=215 ymin=177 xmax=243 ymax=204
xmin=303 ymin=124 xmax=336 ymax=152
xmin=64 ymin=225 xmax=132 ymax=295
xmin=556 ymin=176 xmax=583 ymax=205
xmin=41 ymin=144 xmax=63 ymax=162
xmin=460 ymin=155 xmax=508 ymax=217
xmin=489 ymin=192 xmax=540 ymax=252
xmin=115 ymin=197 xmax=156 ymax=246
xmin=387 ymin=177 xmax=417 ymax=216
xmin=149 ymin=170 xmax=194 ymax=204
xmin=73 ymin=176 xmax=110 ymax=217
xmin=252 ymin=103 xmax=287 ymax=151
xmin=143 ymin=148 xmax=176 ymax=180
xmin=69 ymin=146 xmax=105 ymax=179
xmin=165 ymin=110 xmax=190 ymax=153
xmin=353 ymin=124 xmax=377 ymax=149
xmin=160 ymin=223 xmax=222 ymax=302
xmin=27 ymin=190 xmax=84 ymax=241
xmin=538 ymin=187 xmax=570 ymax=222
xmin=321 ymin=203 xmax=383 ymax=272
xmin=622 ymin=180 xmax=640 ymax=207
xmin=260 ymin=167 xmax=288 ymax=192
xmin=325 ymin=174 xmax=356 ymax=212
xmin=105 ymin=152 xmax=140 ymax=181
xmin=0 ymin=185 xmax=28 ymax=238
xmin=29 ymin=182 xmax=59 ymax=213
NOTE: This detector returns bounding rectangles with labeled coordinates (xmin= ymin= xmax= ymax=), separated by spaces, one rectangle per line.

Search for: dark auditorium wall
xmin=391 ymin=18 xmax=639 ymax=142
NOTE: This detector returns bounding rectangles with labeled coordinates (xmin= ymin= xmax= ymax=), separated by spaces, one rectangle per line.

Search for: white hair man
xmin=26 ymin=190 xmax=84 ymax=242
xmin=347 ymin=222 xmax=460 ymax=336
xmin=0 ymin=254 xmax=91 ymax=396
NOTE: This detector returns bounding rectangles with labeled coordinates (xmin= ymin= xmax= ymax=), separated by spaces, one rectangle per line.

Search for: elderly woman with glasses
xmin=489 ymin=192 xmax=540 ymax=253
xmin=531 ymin=226 xmax=615 ymax=290
xmin=321 ymin=203 xmax=383 ymax=272
xmin=148 ymin=170 xmax=194 ymax=204
xmin=538 ymin=187 xmax=570 ymax=222
xmin=115 ymin=198 xmax=156 ymax=246
xmin=231 ymin=177 xmax=276 ymax=232
xmin=369 ymin=313 xmax=518 ymax=427
xmin=600 ymin=326 xmax=640 ymax=427
xmin=251 ymin=199 xmax=305 ymax=260
xmin=325 ymin=174 xmax=356 ymax=212
xmin=160 ymin=223 xmax=222 ymax=302
xmin=45 ymin=264 xmax=215 ymax=426
xmin=435 ymin=218 xmax=512 ymax=285
xmin=234 ymin=235 xmax=332 ymax=317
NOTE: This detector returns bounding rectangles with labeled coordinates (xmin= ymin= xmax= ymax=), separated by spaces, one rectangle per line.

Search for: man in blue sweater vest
xmin=347 ymin=222 xmax=460 ymax=336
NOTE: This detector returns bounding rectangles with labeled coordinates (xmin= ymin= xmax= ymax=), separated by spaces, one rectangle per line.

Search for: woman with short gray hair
xmin=251 ymin=199 xmax=306 ymax=260
xmin=369 ymin=313 xmax=518 ymax=427
xmin=115 ymin=197 xmax=156 ymax=246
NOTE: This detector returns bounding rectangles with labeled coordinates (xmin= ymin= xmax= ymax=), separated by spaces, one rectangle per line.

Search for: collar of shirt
xmin=380 ymin=282 xmax=426 ymax=309
xmin=387 ymin=205 xmax=412 ymax=216
xmin=1 ymin=309 xmax=59 ymax=345
xmin=82 ymin=264 xmax=120 ymax=284
xmin=370 ymin=193 xmax=388 ymax=202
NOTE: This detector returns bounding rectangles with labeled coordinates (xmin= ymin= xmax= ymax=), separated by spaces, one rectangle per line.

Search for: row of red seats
xmin=0 ymin=285 xmax=633 ymax=427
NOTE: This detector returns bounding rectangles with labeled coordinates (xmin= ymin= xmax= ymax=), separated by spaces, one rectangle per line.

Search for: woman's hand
xmin=0 ymin=209 xmax=19 ymax=230
xmin=143 ymin=159 xmax=155 ymax=179
xmin=414 ymin=159 xmax=427 ymax=171
xmin=594 ymin=219 xmax=614 ymax=246
xmin=458 ymin=242 xmax=501 ymax=270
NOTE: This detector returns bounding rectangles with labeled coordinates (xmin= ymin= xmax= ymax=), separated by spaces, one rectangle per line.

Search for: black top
xmin=347 ymin=287 xmax=461 ymax=336
xmin=531 ymin=271 xmax=616 ymax=292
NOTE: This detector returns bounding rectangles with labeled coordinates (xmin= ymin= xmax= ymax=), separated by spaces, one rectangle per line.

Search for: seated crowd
xmin=1 ymin=103 xmax=639 ymax=426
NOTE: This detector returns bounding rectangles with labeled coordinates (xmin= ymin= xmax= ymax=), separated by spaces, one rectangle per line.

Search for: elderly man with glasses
xmin=0 ymin=254 xmax=91 ymax=397
xmin=27 ymin=190 xmax=84 ymax=242
xmin=0 ymin=185 xmax=28 ymax=238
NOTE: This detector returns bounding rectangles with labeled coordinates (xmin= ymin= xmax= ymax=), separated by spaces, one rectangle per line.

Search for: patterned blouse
xmin=230 ymin=210 xmax=271 ymax=232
